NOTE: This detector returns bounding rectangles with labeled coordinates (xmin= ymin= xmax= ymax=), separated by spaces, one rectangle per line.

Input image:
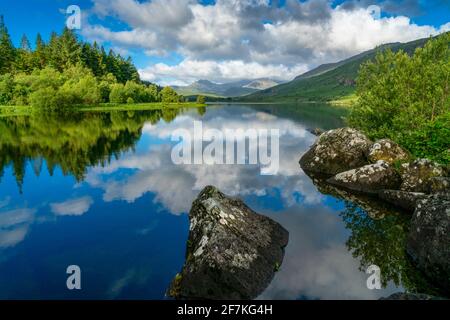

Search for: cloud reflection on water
xmin=81 ymin=106 xmax=401 ymax=299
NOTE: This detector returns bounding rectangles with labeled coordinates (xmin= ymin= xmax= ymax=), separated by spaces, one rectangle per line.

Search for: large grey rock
xmin=367 ymin=139 xmax=410 ymax=164
xmin=326 ymin=161 xmax=401 ymax=195
xmin=407 ymin=194 xmax=450 ymax=293
xmin=300 ymin=127 xmax=372 ymax=175
xmin=378 ymin=190 xmax=428 ymax=212
xmin=168 ymin=186 xmax=289 ymax=300
xmin=400 ymin=159 xmax=446 ymax=193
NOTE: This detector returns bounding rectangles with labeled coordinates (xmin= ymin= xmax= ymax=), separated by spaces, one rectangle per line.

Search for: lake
xmin=0 ymin=104 xmax=434 ymax=299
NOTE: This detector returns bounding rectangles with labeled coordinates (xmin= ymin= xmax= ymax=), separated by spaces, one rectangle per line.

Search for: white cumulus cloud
xmin=82 ymin=0 xmax=450 ymax=85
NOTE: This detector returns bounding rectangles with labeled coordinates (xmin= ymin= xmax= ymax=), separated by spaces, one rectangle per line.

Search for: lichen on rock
xmin=299 ymin=127 xmax=372 ymax=175
xmin=168 ymin=186 xmax=289 ymax=300
xmin=400 ymin=159 xmax=446 ymax=193
xmin=367 ymin=139 xmax=410 ymax=164
xmin=326 ymin=160 xmax=401 ymax=194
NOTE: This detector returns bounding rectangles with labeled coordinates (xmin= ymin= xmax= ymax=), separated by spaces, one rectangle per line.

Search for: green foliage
xmin=108 ymin=81 xmax=161 ymax=104
xmin=29 ymin=87 xmax=62 ymax=110
xmin=0 ymin=15 xmax=181 ymax=110
xmin=98 ymin=73 xmax=117 ymax=103
xmin=109 ymin=83 xmax=127 ymax=104
xmin=400 ymin=112 xmax=450 ymax=164
xmin=32 ymin=33 xmax=46 ymax=69
xmin=196 ymin=95 xmax=206 ymax=104
xmin=348 ymin=33 xmax=450 ymax=164
xmin=28 ymin=67 xmax=68 ymax=110
xmin=0 ymin=15 xmax=15 ymax=74
xmin=0 ymin=73 xmax=14 ymax=105
xmin=161 ymin=86 xmax=179 ymax=103
xmin=11 ymin=73 xmax=33 ymax=105
xmin=59 ymin=65 xmax=102 ymax=106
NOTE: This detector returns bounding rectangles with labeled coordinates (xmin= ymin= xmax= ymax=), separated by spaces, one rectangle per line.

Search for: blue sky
xmin=1 ymin=0 xmax=449 ymax=85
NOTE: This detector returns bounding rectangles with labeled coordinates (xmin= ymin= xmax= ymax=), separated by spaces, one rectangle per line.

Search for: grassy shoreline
xmin=0 ymin=102 xmax=206 ymax=117
xmin=1 ymin=98 xmax=353 ymax=118
xmin=329 ymin=94 xmax=358 ymax=106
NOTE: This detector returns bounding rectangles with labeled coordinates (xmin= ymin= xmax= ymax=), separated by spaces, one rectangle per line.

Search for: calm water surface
xmin=0 ymin=104 xmax=432 ymax=299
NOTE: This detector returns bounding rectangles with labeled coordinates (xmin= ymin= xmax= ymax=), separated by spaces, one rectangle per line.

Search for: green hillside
xmin=240 ymin=37 xmax=431 ymax=102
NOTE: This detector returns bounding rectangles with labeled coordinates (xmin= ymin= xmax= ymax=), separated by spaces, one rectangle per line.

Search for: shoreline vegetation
xmin=0 ymin=102 xmax=206 ymax=116
xmin=348 ymin=33 xmax=449 ymax=165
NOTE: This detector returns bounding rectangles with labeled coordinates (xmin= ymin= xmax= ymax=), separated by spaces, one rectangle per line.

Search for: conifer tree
xmin=33 ymin=33 xmax=46 ymax=69
xmin=0 ymin=15 xmax=15 ymax=74
xmin=15 ymin=34 xmax=33 ymax=73
xmin=20 ymin=34 xmax=31 ymax=51
xmin=59 ymin=27 xmax=81 ymax=68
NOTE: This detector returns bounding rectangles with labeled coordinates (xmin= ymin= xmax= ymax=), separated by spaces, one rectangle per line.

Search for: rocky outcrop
xmin=367 ymin=139 xmax=410 ymax=164
xmin=378 ymin=190 xmax=428 ymax=212
xmin=300 ymin=128 xmax=372 ymax=175
xmin=400 ymin=159 xmax=446 ymax=193
xmin=381 ymin=292 xmax=446 ymax=300
xmin=327 ymin=161 xmax=401 ymax=194
xmin=300 ymin=128 xmax=448 ymax=203
xmin=168 ymin=186 xmax=289 ymax=300
xmin=300 ymin=127 xmax=450 ymax=296
xmin=406 ymin=194 xmax=450 ymax=293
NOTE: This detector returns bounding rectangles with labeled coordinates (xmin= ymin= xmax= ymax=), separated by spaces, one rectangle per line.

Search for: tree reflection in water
xmin=306 ymin=171 xmax=442 ymax=296
xmin=0 ymin=107 xmax=199 ymax=191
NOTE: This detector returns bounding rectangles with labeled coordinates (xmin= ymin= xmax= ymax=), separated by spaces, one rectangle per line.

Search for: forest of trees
xmin=0 ymin=15 xmax=183 ymax=110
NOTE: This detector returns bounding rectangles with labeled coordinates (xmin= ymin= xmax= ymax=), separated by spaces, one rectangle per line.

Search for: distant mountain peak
xmin=243 ymin=78 xmax=282 ymax=90
xmin=173 ymin=78 xmax=282 ymax=97
xmin=196 ymin=79 xmax=215 ymax=85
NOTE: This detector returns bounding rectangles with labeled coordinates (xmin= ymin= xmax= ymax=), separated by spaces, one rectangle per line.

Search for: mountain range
xmin=239 ymin=36 xmax=432 ymax=102
xmin=173 ymin=78 xmax=283 ymax=97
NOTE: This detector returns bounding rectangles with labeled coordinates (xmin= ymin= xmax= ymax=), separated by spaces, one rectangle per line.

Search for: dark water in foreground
xmin=0 ymin=104 xmax=434 ymax=299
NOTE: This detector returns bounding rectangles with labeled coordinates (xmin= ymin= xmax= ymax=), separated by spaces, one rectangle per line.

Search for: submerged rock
xmin=326 ymin=161 xmax=401 ymax=195
xmin=305 ymin=171 xmax=398 ymax=219
xmin=400 ymin=159 xmax=446 ymax=193
xmin=299 ymin=127 xmax=372 ymax=175
xmin=406 ymin=194 xmax=450 ymax=293
xmin=306 ymin=128 xmax=324 ymax=136
xmin=168 ymin=186 xmax=289 ymax=300
xmin=367 ymin=139 xmax=410 ymax=164
xmin=381 ymin=292 xmax=446 ymax=300
xmin=378 ymin=190 xmax=428 ymax=212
